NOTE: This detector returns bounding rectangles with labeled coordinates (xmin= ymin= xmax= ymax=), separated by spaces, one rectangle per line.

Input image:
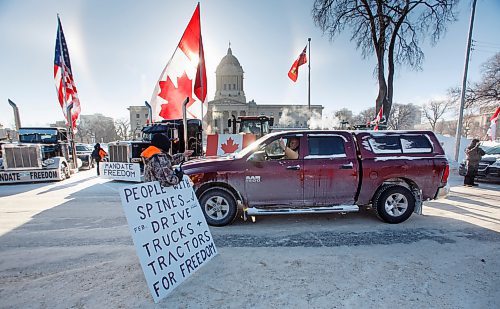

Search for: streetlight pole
xmin=454 ymin=0 xmax=477 ymax=162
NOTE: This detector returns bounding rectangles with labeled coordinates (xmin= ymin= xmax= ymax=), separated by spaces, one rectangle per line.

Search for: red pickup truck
xmin=183 ymin=130 xmax=450 ymax=226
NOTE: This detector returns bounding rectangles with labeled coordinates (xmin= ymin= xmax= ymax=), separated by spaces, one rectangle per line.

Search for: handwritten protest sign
xmin=101 ymin=162 xmax=141 ymax=182
xmin=119 ymin=177 xmax=217 ymax=303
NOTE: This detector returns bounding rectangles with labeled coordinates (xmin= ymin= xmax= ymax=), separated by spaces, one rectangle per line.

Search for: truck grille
xmin=108 ymin=144 xmax=129 ymax=162
xmin=4 ymin=146 xmax=42 ymax=169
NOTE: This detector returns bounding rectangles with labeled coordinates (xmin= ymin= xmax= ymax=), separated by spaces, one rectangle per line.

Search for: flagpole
xmin=308 ymin=38 xmax=311 ymax=112
xmin=57 ymin=14 xmax=77 ymax=170
xmin=198 ymin=3 xmax=205 ymax=127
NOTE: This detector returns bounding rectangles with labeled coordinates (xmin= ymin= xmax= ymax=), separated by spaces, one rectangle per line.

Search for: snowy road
xmin=0 ymin=169 xmax=499 ymax=308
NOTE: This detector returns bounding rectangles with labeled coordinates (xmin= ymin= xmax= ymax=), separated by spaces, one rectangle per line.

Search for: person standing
xmin=464 ymin=139 xmax=485 ymax=187
xmin=92 ymin=143 xmax=107 ymax=176
xmin=141 ymin=134 xmax=193 ymax=187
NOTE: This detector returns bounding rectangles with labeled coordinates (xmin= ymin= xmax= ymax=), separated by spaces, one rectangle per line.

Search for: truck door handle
xmin=340 ymin=162 xmax=353 ymax=169
xmin=286 ymin=165 xmax=301 ymax=170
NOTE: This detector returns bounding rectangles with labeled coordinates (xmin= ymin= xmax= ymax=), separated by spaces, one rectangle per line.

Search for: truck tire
xmin=60 ymin=163 xmax=70 ymax=180
xmin=373 ymin=185 xmax=415 ymax=224
xmin=199 ymin=189 xmax=237 ymax=227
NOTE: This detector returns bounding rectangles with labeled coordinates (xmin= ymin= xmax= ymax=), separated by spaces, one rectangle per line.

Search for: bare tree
xmin=469 ymin=52 xmax=500 ymax=107
xmin=114 ymin=118 xmax=130 ymax=141
xmin=387 ymin=103 xmax=420 ymax=130
xmin=334 ymin=108 xmax=354 ymax=128
xmin=312 ymin=0 xmax=457 ymax=122
xmin=422 ymin=99 xmax=453 ymax=131
xmin=352 ymin=107 xmax=376 ymax=126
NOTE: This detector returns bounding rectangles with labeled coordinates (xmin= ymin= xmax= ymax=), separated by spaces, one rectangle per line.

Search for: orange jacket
xmin=98 ymin=149 xmax=107 ymax=159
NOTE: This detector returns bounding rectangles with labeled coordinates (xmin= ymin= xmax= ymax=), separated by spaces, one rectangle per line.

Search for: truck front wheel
xmin=374 ymin=185 xmax=415 ymax=224
xmin=60 ymin=163 xmax=70 ymax=180
xmin=199 ymin=189 xmax=237 ymax=227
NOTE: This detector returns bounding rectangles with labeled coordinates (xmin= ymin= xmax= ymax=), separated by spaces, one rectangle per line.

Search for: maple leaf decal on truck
xmin=221 ymin=137 xmax=239 ymax=154
xmin=158 ymin=72 xmax=194 ymax=119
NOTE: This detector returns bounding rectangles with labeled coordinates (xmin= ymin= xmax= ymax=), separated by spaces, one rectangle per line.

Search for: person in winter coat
xmin=141 ymin=133 xmax=193 ymax=187
xmin=464 ymin=138 xmax=485 ymax=187
xmin=92 ymin=143 xmax=108 ymax=176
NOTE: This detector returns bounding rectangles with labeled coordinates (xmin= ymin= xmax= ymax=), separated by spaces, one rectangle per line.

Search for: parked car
xmin=459 ymin=145 xmax=500 ymax=182
xmin=76 ymin=143 xmax=94 ymax=169
xmin=183 ymin=130 xmax=449 ymax=226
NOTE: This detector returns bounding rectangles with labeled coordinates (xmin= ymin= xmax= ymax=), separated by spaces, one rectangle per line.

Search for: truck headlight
xmin=492 ymin=159 xmax=500 ymax=168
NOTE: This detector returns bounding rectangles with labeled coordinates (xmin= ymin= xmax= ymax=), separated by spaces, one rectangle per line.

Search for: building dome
xmin=216 ymin=47 xmax=244 ymax=75
xmin=214 ymin=45 xmax=246 ymax=103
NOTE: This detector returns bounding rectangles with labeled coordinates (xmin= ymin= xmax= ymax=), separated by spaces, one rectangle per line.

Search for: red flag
xmin=54 ymin=16 xmax=81 ymax=128
xmin=150 ymin=4 xmax=207 ymax=121
xmin=288 ymin=45 xmax=307 ymax=82
xmin=487 ymin=106 xmax=500 ymax=141
xmin=372 ymin=106 xmax=384 ymax=131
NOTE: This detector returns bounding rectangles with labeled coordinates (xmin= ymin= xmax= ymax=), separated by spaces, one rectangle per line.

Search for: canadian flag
xmin=206 ymin=134 xmax=257 ymax=156
xmin=150 ymin=4 xmax=207 ymax=122
xmin=372 ymin=105 xmax=384 ymax=131
xmin=487 ymin=106 xmax=500 ymax=141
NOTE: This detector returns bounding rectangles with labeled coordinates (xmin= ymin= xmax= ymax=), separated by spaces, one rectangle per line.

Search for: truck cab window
xmin=264 ymin=139 xmax=285 ymax=159
xmin=263 ymin=137 xmax=299 ymax=160
xmin=307 ymin=136 xmax=345 ymax=157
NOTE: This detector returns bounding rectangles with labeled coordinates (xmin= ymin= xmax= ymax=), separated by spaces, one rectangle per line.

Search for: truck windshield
xmin=239 ymin=120 xmax=270 ymax=135
xmin=19 ymin=129 xmax=58 ymax=143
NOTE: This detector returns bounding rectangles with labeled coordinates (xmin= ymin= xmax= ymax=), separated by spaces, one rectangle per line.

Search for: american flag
xmin=54 ymin=15 xmax=80 ymax=128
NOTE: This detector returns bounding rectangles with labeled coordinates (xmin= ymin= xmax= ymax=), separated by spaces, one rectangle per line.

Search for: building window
xmin=145 ymin=114 xmax=148 ymax=118
xmin=224 ymin=84 xmax=226 ymax=90
xmin=296 ymin=121 xmax=299 ymax=126
xmin=279 ymin=112 xmax=283 ymax=117
xmin=233 ymin=84 xmax=236 ymax=90
xmin=270 ymin=112 xmax=274 ymax=116
xmin=136 ymin=114 xmax=140 ymax=118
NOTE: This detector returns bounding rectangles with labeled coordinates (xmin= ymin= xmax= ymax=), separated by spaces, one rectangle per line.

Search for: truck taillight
xmin=441 ymin=164 xmax=450 ymax=183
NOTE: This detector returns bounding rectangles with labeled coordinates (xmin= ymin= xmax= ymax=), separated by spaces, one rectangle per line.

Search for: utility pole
xmin=454 ymin=0 xmax=477 ymax=162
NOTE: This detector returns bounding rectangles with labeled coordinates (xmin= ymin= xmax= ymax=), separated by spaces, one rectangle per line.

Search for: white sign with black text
xmin=101 ymin=162 xmax=141 ymax=182
xmin=119 ymin=177 xmax=217 ymax=303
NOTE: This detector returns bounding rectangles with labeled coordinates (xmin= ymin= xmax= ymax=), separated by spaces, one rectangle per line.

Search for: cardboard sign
xmin=100 ymin=162 xmax=141 ymax=182
xmin=0 ymin=169 xmax=61 ymax=184
xmin=119 ymin=177 xmax=217 ymax=303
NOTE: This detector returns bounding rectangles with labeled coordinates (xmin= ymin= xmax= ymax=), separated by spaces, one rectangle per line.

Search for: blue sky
xmin=0 ymin=0 xmax=499 ymax=127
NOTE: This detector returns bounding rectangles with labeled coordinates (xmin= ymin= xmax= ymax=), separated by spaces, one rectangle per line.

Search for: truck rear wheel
xmin=374 ymin=185 xmax=415 ymax=224
xmin=199 ymin=189 xmax=237 ymax=227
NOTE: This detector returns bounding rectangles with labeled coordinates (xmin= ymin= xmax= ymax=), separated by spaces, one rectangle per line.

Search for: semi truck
xmin=0 ymin=127 xmax=72 ymax=184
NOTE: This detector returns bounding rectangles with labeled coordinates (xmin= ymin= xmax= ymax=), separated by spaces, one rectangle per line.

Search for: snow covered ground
xmin=0 ymin=170 xmax=499 ymax=308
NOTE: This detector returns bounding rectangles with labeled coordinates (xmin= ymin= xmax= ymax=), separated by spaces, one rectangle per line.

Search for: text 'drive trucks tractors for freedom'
xmin=103 ymin=119 xmax=203 ymax=182
xmin=0 ymin=127 xmax=73 ymax=184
